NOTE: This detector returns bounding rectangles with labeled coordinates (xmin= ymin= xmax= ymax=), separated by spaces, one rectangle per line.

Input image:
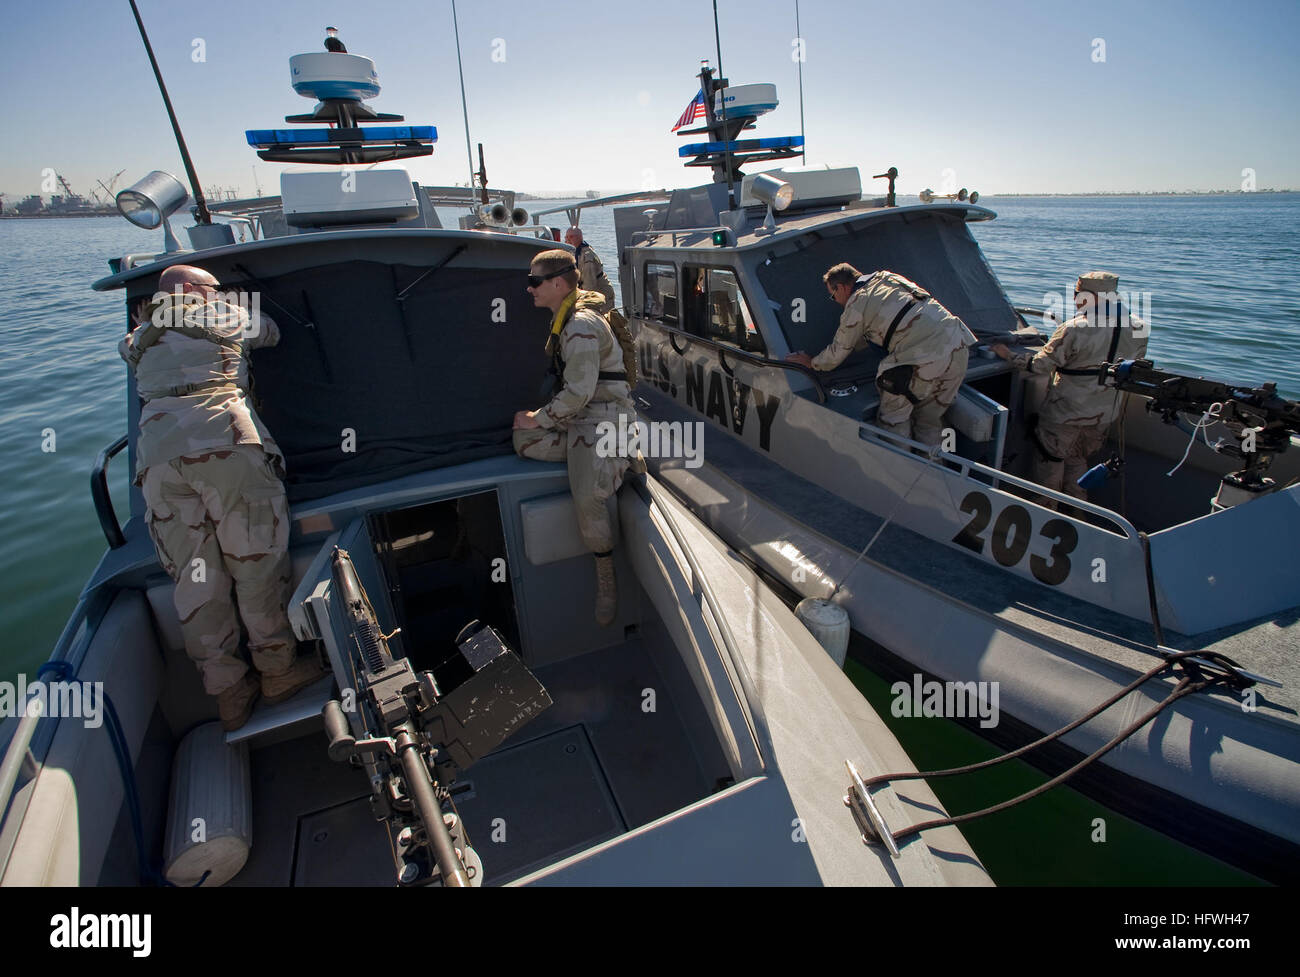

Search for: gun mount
xmin=1101 ymin=359 xmax=1300 ymax=509
xmin=321 ymin=546 xmax=551 ymax=886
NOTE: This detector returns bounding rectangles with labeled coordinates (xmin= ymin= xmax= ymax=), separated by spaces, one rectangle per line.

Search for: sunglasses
xmin=527 ymin=266 xmax=575 ymax=288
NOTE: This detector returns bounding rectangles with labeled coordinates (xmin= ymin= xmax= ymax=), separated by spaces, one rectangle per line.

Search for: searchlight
xmin=116 ymin=170 xmax=190 ymax=252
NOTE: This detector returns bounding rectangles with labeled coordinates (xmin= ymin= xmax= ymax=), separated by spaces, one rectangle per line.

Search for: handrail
xmin=858 ymin=423 xmax=1143 ymax=540
xmin=1013 ymin=306 xmax=1060 ymax=326
xmin=630 ymin=226 xmax=735 ymax=248
xmin=91 ymin=435 xmax=129 ymax=549
xmin=647 ymin=321 xmax=828 ymax=404
xmin=638 ymin=479 xmax=773 ymax=772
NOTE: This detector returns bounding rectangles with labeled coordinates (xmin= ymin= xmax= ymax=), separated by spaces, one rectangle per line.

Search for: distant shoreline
xmin=516 ymin=189 xmax=1296 ymax=201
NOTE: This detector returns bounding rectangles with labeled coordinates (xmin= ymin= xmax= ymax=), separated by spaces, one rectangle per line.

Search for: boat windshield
xmin=756 ymin=211 xmax=1023 ymax=355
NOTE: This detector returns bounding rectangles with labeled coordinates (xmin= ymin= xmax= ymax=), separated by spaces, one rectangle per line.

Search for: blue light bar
xmin=678 ymin=135 xmax=803 ymax=158
xmin=245 ymin=125 xmax=437 ymax=148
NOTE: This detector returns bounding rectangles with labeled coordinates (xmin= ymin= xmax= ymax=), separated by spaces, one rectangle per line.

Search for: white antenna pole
xmin=796 ymin=0 xmax=806 ymax=163
xmin=450 ymin=0 xmax=477 ymax=200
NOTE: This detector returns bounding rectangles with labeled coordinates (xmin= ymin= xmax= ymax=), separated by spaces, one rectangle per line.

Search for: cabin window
xmin=643 ymin=262 xmax=679 ymax=324
xmin=682 ymin=266 xmax=765 ymax=355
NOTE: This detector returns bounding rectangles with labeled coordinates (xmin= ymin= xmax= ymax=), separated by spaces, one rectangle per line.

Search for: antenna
xmin=795 ymin=0 xmax=806 ymax=164
xmin=450 ymin=0 xmax=477 ymax=208
xmin=251 ymin=166 xmax=263 ymax=198
xmin=712 ymin=0 xmax=735 ymax=208
xmin=126 ymin=0 xmax=211 ymax=224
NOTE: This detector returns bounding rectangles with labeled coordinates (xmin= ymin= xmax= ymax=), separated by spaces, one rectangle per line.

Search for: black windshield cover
xmin=757 ymin=211 xmax=1021 ymax=359
xmin=242 ymin=259 xmax=549 ymax=501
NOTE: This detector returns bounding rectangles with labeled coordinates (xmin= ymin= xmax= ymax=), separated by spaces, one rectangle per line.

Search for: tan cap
xmin=1077 ymin=271 xmax=1119 ymax=294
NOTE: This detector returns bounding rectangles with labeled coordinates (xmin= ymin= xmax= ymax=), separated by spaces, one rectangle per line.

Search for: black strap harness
xmin=853 ymin=275 xmax=931 ymax=353
xmin=1054 ymin=303 xmax=1127 ymax=376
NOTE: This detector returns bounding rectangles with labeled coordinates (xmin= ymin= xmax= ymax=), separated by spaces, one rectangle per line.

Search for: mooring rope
xmin=856 ymin=650 xmax=1253 ymax=847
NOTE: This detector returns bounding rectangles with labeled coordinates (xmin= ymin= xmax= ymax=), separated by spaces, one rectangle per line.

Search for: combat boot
xmin=216 ymin=672 xmax=260 ymax=731
xmin=594 ymin=552 xmax=617 ymax=627
xmin=261 ymin=650 xmax=328 ymax=705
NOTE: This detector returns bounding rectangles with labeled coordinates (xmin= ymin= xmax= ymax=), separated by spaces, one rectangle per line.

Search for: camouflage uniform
xmin=121 ymin=293 xmax=296 ymax=695
xmin=513 ymin=289 xmax=640 ymax=553
xmin=812 ymin=271 xmax=977 ymax=446
xmin=1010 ymin=299 xmax=1148 ymax=500
xmin=574 ymin=242 xmax=616 ymax=315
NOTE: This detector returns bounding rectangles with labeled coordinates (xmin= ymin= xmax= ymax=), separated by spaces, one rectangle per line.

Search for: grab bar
xmin=91 ymin=435 xmax=129 ymax=549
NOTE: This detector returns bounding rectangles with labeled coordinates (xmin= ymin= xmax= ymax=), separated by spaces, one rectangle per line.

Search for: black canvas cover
xmin=241 ymin=259 xmax=551 ymax=501
xmin=756 ymin=211 xmax=1022 ymax=361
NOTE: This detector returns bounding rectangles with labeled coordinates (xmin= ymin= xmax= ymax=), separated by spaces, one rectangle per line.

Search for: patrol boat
xmin=595 ymin=63 xmax=1300 ymax=883
xmin=0 ymin=33 xmax=989 ymax=886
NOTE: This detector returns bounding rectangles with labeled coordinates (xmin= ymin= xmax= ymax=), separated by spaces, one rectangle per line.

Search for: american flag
xmin=671 ymin=90 xmax=706 ymax=132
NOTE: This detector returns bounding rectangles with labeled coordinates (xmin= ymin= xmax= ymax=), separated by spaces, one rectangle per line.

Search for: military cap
xmin=1077 ymin=271 xmax=1120 ymax=294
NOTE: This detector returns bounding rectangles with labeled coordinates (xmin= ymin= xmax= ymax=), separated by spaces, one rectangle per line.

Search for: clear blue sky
xmin=2 ymin=0 xmax=1298 ymax=201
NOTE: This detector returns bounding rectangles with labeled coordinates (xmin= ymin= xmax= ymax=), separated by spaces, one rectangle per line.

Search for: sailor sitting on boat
xmin=513 ymin=250 xmax=644 ymax=626
xmin=119 ymin=264 xmax=325 ymax=731
xmin=786 ymin=265 xmax=977 ymax=446
xmin=991 ymin=270 xmax=1149 ymax=505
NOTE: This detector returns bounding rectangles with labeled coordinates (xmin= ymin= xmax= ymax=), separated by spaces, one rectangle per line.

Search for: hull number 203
xmin=952 ymin=491 xmax=1078 ymax=586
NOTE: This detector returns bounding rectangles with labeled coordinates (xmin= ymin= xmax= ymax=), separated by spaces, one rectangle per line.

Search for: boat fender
xmin=163 ymin=721 xmax=252 ymax=887
xmin=795 ymin=597 xmax=850 ymax=667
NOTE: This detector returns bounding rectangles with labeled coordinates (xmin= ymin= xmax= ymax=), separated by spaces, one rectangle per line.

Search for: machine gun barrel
xmin=325 ymin=546 xmax=474 ymax=886
xmin=397 ymin=732 xmax=470 ymax=887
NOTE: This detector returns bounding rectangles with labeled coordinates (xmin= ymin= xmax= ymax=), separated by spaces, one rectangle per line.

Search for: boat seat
xmin=519 ymin=492 xmax=619 ymax=565
xmin=1 ymin=590 xmax=163 ymax=885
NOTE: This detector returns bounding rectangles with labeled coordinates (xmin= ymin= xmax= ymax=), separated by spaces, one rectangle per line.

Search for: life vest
xmin=543 ymin=288 xmax=638 ymax=390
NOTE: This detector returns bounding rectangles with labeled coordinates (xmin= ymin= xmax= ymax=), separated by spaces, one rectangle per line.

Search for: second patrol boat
xmin=598 ymin=61 xmax=1300 ymax=883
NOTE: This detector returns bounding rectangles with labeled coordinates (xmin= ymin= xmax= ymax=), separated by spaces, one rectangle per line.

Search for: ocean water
xmin=2 ymin=193 xmax=1297 ymax=680
xmin=1 ymin=193 xmax=1293 ymax=883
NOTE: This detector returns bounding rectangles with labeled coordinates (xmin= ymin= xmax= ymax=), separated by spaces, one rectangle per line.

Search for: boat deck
xmin=232 ymin=635 xmax=720 ymax=886
xmin=644 ymin=395 xmax=1299 ymax=724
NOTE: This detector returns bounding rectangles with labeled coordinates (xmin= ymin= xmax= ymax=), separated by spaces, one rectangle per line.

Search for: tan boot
xmin=594 ymin=553 xmax=617 ymax=627
xmin=216 ymin=672 xmax=261 ymax=731
xmin=261 ymin=652 xmax=328 ymax=705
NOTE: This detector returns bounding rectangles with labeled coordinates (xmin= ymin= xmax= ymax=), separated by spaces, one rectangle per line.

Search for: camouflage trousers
xmin=877 ymin=346 xmax=969 ymax=447
xmin=1031 ymin=420 xmax=1107 ymax=505
xmin=141 ymin=443 xmax=296 ymax=695
xmin=513 ymin=409 xmax=639 ymax=554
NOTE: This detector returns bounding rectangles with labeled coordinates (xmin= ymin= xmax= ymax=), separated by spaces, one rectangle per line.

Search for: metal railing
xmin=91 ymin=435 xmax=129 ymax=549
xmin=856 ymin=422 xmax=1143 ymax=541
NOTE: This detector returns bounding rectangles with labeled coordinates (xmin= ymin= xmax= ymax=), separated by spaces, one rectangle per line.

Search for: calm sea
xmin=2 ymin=192 xmax=1293 ymax=883
xmin=2 ymin=192 xmax=1297 ymax=679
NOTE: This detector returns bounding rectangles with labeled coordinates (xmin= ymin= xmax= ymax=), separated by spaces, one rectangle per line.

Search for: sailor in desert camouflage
xmin=564 ymin=226 xmax=616 ymax=315
xmin=993 ymin=270 xmax=1149 ymax=504
xmin=513 ymin=250 xmax=642 ymax=625
xmin=120 ymin=264 xmax=325 ymax=730
xmin=787 ymin=265 xmax=978 ymax=446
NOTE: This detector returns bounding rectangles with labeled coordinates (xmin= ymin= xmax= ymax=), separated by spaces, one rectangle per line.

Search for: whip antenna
xmin=712 ymin=0 xmax=735 ymax=208
xmin=126 ymin=0 xmax=211 ymax=224
xmin=450 ymin=0 xmax=478 ymax=204
xmin=795 ymin=0 xmax=806 ymax=163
